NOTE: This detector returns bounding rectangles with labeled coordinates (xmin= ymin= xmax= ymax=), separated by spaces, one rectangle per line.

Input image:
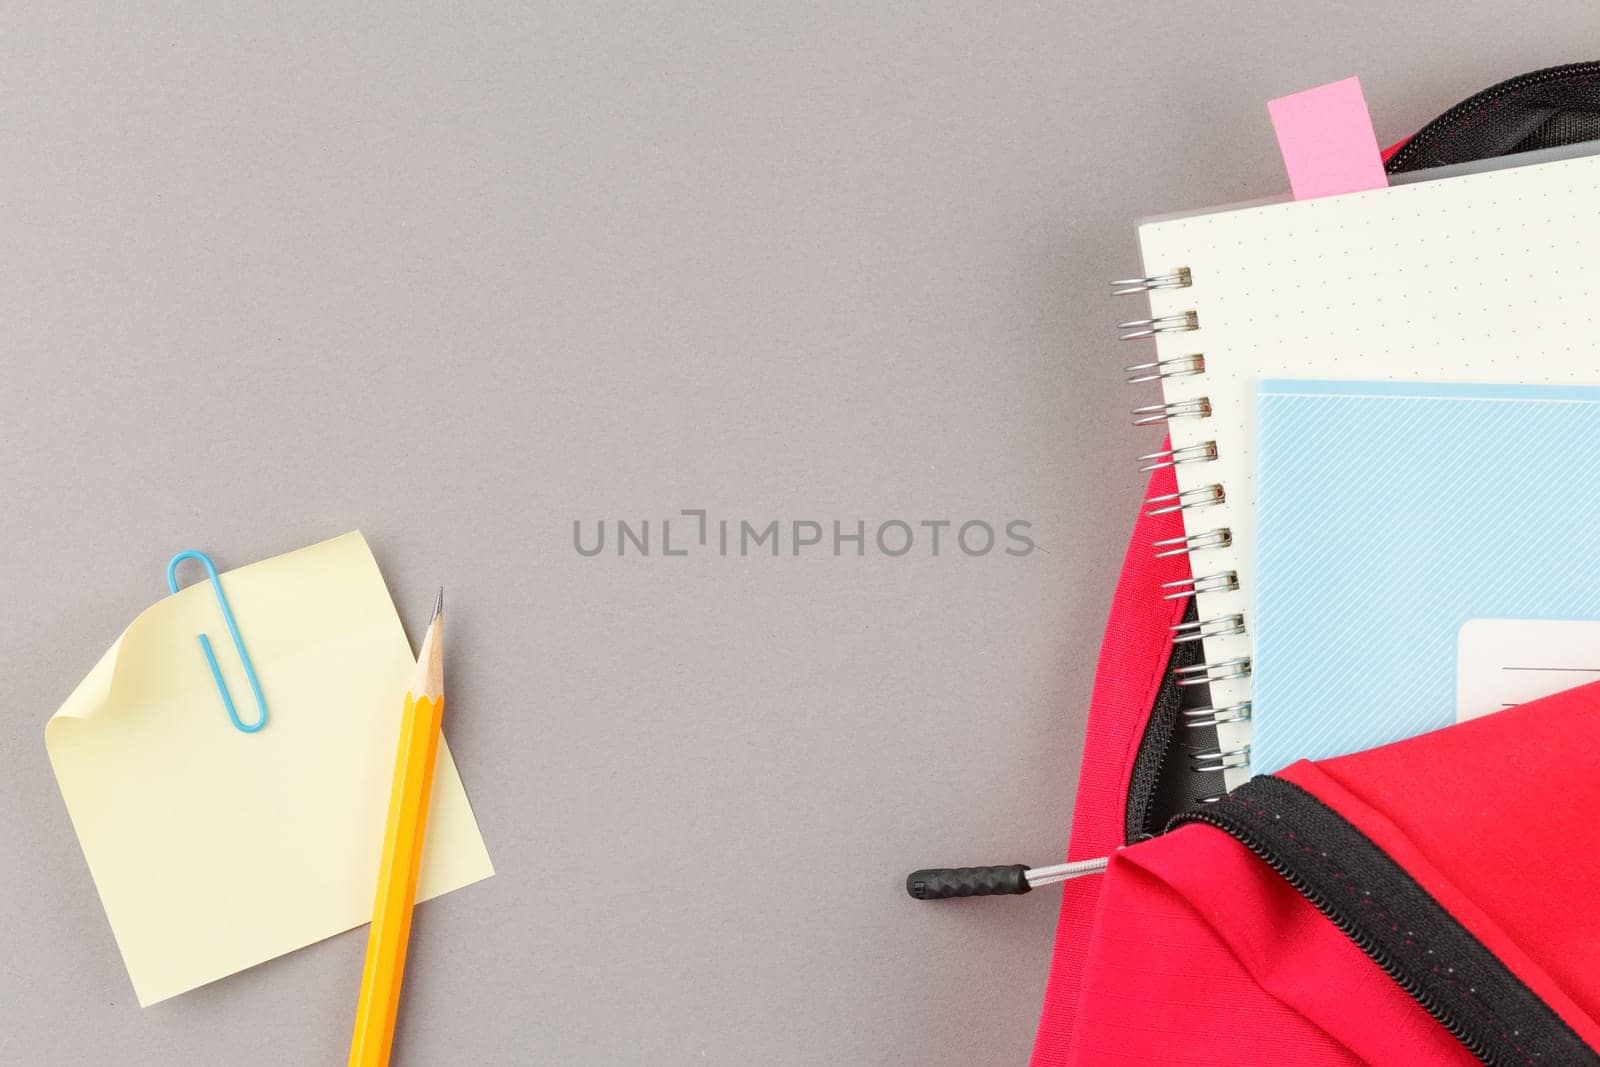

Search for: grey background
xmin=1 ymin=4 xmax=1592 ymax=1064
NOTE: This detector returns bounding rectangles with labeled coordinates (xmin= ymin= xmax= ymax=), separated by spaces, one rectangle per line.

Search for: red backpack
xmin=910 ymin=63 xmax=1600 ymax=1065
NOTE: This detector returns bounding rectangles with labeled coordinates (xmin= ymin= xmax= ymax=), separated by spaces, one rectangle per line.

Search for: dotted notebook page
xmin=1131 ymin=151 xmax=1600 ymax=786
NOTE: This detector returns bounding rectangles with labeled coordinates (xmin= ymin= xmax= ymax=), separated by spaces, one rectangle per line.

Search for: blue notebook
xmin=1251 ymin=379 xmax=1600 ymax=775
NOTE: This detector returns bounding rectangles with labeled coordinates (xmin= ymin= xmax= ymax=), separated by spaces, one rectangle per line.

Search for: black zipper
xmin=1122 ymin=599 xmax=1227 ymax=844
xmin=1387 ymin=61 xmax=1600 ymax=173
xmin=1123 ymin=600 xmax=1194 ymax=842
xmin=1176 ymin=804 xmax=1488 ymax=1062
xmin=1172 ymin=776 xmax=1598 ymax=1066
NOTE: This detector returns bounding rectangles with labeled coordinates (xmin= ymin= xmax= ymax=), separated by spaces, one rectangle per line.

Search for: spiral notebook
xmin=1251 ymin=379 xmax=1600 ymax=774
xmin=1120 ymin=147 xmax=1600 ymax=786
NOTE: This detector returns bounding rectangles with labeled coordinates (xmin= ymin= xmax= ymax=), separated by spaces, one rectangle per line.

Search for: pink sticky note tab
xmin=1268 ymin=77 xmax=1387 ymax=201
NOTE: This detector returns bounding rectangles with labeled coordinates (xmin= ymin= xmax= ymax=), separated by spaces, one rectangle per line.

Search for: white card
xmin=1456 ymin=618 xmax=1600 ymax=724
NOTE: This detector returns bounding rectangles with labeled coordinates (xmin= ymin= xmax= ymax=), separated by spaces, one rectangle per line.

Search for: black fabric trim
xmin=1123 ymin=599 xmax=1225 ymax=843
xmin=1174 ymin=776 xmax=1597 ymax=1066
xmin=1386 ymin=62 xmax=1600 ymax=174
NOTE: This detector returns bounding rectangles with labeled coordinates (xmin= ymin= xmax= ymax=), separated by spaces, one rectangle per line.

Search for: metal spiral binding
xmin=1184 ymin=701 xmax=1252 ymax=729
xmin=1132 ymin=397 xmax=1210 ymax=426
xmin=1162 ymin=572 xmax=1238 ymax=600
xmin=1151 ymin=528 xmax=1230 ymax=558
xmin=1118 ymin=265 xmax=1251 ymax=783
xmin=1190 ymin=744 xmax=1251 ymax=773
xmin=1174 ymin=657 xmax=1252 ymax=687
xmin=1118 ymin=311 xmax=1198 ymax=340
xmin=1125 ymin=353 xmax=1205 ymax=383
xmin=1170 ymin=613 xmax=1245 ymax=644
xmin=1137 ymin=441 xmax=1217 ymax=472
xmin=1110 ymin=268 xmax=1191 ymax=295
xmin=1145 ymin=484 xmax=1223 ymax=517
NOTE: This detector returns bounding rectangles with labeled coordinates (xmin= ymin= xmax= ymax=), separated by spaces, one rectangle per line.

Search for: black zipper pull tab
xmin=906 ymin=856 xmax=1111 ymax=900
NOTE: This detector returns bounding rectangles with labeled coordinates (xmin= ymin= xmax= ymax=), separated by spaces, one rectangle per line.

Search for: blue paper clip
xmin=167 ymin=550 xmax=268 ymax=733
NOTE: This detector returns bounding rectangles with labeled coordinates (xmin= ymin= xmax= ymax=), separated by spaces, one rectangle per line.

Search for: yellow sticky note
xmin=45 ymin=532 xmax=494 ymax=1006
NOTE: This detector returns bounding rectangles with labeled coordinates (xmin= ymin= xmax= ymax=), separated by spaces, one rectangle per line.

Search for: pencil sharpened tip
xmin=432 ymin=587 xmax=444 ymax=623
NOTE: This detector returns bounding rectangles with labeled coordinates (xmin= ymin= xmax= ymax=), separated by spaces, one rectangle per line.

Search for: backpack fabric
xmin=1044 ymin=682 xmax=1600 ymax=1064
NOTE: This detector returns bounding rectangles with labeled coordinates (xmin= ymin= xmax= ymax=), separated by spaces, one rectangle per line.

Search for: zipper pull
xmin=905 ymin=855 xmax=1112 ymax=900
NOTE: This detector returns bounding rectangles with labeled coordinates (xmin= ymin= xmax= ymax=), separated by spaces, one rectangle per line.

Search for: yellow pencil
xmin=349 ymin=589 xmax=445 ymax=1067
